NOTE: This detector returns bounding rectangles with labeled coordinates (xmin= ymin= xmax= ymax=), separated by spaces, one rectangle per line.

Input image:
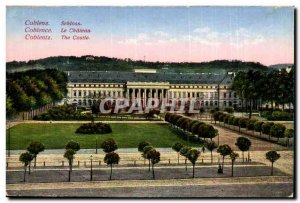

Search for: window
xmin=214 ymin=101 xmax=218 ymax=106
xmin=73 ymin=91 xmax=77 ymax=97
xmin=223 ymin=93 xmax=227 ymax=98
xmin=234 ymin=92 xmax=237 ymax=98
xmin=229 ymin=92 xmax=232 ymax=98
xmin=78 ymin=91 xmax=82 ymax=97
xmin=223 ymin=101 xmax=227 ymax=106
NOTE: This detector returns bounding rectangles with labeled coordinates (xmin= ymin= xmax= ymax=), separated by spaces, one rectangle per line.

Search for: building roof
xmin=67 ymin=71 xmax=233 ymax=85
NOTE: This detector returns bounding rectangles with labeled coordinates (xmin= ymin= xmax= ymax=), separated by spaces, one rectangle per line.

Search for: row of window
xmin=73 ymin=84 xmax=123 ymax=88
xmin=170 ymin=85 xmax=227 ymax=89
xmin=73 ymin=99 xmax=240 ymax=107
xmin=224 ymin=92 xmax=237 ymax=98
xmin=72 ymin=83 xmax=228 ymax=89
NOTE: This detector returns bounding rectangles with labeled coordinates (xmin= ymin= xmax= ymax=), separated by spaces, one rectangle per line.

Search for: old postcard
xmin=6 ymin=6 xmax=295 ymax=198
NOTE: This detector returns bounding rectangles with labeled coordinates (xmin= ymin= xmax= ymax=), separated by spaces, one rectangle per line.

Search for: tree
xmin=199 ymin=124 xmax=217 ymax=141
xmin=284 ymin=129 xmax=294 ymax=147
xmin=217 ymin=144 xmax=232 ymax=173
xmin=206 ymin=141 xmax=218 ymax=163
xmin=65 ymin=140 xmax=80 ymax=152
xmin=230 ymin=152 xmax=239 ymax=177
xmin=266 ymin=151 xmax=281 ymax=176
xmin=262 ymin=122 xmax=274 ymax=139
xmin=101 ymin=138 xmax=118 ymax=153
xmin=270 ymin=123 xmax=286 ymax=142
xmin=235 ymin=137 xmax=251 ymax=162
xmin=138 ymin=141 xmax=151 ymax=164
xmin=143 ymin=145 xmax=154 ymax=171
xmin=64 ymin=149 xmax=75 ymax=182
xmin=187 ymin=149 xmax=200 ymax=178
xmin=180 ymin=146 xmax=192 ymax=171
xmin=19 ymin=152 xmax=33 ymax=182
xmin=138 ymin=141 xmax=150 ymax=152
xmin=172 ymin=142 xmax=184 ymax=164
xmin=254 ymin=121 xmax=264 ymax=136
xmin=27 ymin=141 xmax=45 ymax=167
xmin=147 ymin=149 xmax=160 ymax=179
xmin=104 ymin=152 xmax=120 ymax=180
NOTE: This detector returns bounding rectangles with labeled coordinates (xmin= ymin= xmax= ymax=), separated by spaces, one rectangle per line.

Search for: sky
xmin=6 ymin=6 xmax=294 ymax=65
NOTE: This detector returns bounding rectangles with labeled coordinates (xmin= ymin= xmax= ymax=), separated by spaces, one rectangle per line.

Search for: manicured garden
xmin=7 ymin=123 xmax=199 ymax=150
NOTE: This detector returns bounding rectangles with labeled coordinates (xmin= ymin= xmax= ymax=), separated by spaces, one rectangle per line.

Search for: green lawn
xmin=7 ymin=123 xmax=198 ymax=150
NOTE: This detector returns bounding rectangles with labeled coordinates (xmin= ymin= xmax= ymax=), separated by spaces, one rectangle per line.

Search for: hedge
xmin=75 ymin=122 xmax=112 ymax=134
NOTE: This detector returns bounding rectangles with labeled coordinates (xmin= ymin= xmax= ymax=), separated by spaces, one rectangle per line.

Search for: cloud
xmin=193 ymin=27 xmax=210 ymax=33
xmin=154 ymin=31 xmax=169 ymax=38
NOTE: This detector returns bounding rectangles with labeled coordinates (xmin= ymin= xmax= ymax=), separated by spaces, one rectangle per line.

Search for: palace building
xmin=65 ymin=70 xmax=241 ymax=109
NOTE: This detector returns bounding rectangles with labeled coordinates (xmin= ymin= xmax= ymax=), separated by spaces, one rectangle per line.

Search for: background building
xmin=65 ymin=70 xmax=240 ymax=110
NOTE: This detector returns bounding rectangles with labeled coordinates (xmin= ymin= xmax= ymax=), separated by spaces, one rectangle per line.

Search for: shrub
xmin=233 ymin=117 xmax=240 ymax=126
xmin=218 ymin=113 xmax=226 ymax=122
xmin=262 ymin=122 xmax=274 ymax=135
xmin=225 ymin=107 xmax=234 ymax=114
xmin=228 ymin=116 xmax=235 ymax=125
xmin=271 ymin=111 xmax=293 ymax=121
xmin=224 ymin=115 xmax=232 ymax=124
xmin=247 ymin=118 xmax=258 ymax=131
xmin=261 ymin=111 xmax=293 ymax=121
xmin=75 ymin=122 xmax=112 ymax=134
xmin=213 ymin=111 xmax=222 ymax=122
xmin=261 ymin=111 xmax=273 ymax=120
xmin=239 ymin=118 xmax=249 ymax=128
xmin=254 ymin=121 xmax=264 ymax=132
xmin=285 ymin=128 xmax=294 ymax=139
xmin=270 ymin=123 xmax=286 ymax=140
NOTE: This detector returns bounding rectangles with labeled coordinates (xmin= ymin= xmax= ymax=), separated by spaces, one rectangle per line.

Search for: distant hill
xmin=269 ymin=63 xmax=294 ymax=70
xmin=6 ymin=55 xmax=269 ymax=74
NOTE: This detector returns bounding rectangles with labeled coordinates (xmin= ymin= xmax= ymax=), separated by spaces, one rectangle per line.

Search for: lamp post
xmin=95 ymin=139 xmax=98 ymax=154
xmin=90 ymin=155 xmax=93 ymax=181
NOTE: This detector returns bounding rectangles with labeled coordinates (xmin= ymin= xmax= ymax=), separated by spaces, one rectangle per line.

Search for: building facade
xmin=65 ymin=71 xmax=241 ymax=110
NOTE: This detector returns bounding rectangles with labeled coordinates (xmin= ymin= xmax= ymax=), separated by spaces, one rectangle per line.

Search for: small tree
xmin=138 ymin=141 xmax=151 ymax=164
xmin=239 ymin=118 xmax=249 ymax=129
xmin=225 ymin=107 xmax=234 ymax=114
xmin=247 ymin=118 xmax=258 ymax=134
xmin=262 ymin=122 xmax=274 ymax=139
xmin=19 ymin=152 xmax=33 ymax=182
xmin=235 ymin=137 xmax=251 ymax=162
xmin=254 ymin=121 xmax=264 ymax=136
xmin=217 ymin=144 xmax=232 ymax=173
xmin=206 ymin=141 xmax=218 ymax=163
xmin=187 ymin=149 xmax=200 ymax=178
xmin=147 ymin=149 xmax=160 ymax=180
xmin=143 ymin=145 xmax=154 ymax=171
xmin=65 ymin=140 xmax=80 ymax=152
xmin=230 ymin=152 xmax=239 ymax=177
xmin=27 ymin=141 xmax=45 ymax=167
xmin=180 ymin=146 xmax=192 ymax=171
xmin=172 ymin=142 xmax=184 ymax=164
xmin=284 ymin=129 xmax=294 ymax=147
xmin=270 ymin=123 xmax=286 ymax=142
xmin=101 ymin=138 xmax=118 ymax=153
xmin=266 ymin=151 xmax=281 ymax=176
xmin=104 ymin=152 xmax=120 ymax=180
xmin=64 ymin=149 xmax=75 ymax=182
